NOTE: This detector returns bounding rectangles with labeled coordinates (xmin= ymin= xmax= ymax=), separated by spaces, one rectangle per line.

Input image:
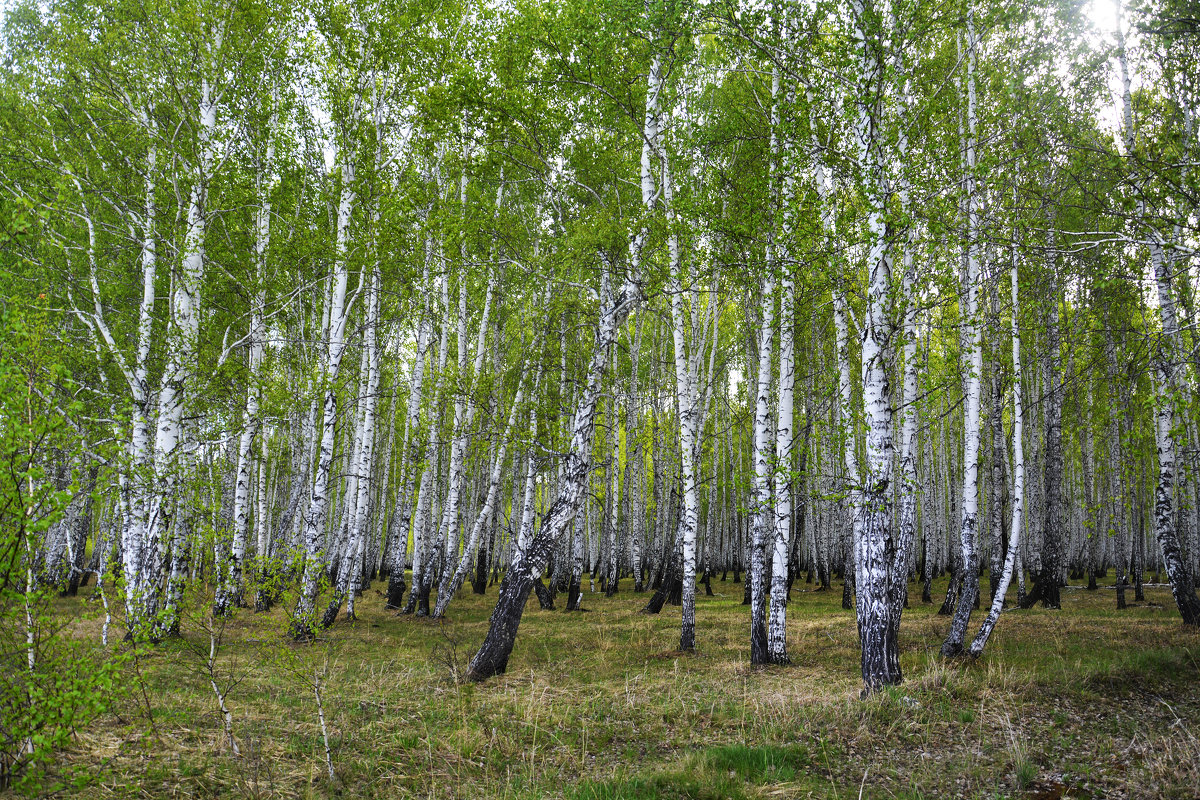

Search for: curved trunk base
xmin=467 ymin=571 xmax=536 ymax=682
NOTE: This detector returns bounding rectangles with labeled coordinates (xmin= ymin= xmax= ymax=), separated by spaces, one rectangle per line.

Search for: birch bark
xmin=970 ymin=243 xmax=1027 ymax=655
xmin=1117 ymin=0 xmax=1200 ymax=624
xmin=467 ymin=267 xmax=640 ymax=680
xmin=766 ymin=68 xmax=795 ymax=665
xmin=141 ymin=76 xmax=217 ymax=638
xmin=215 ymin=131 xmax=273 ymax=617
xmin=323 ymin=266 xmax=381 ymax=626
xmin=748 ymin=271 xmax=776 ymax=665
xmin=942 ymin=13 xmax=983 ymax=657
xmin=433 ymin=354 xmax=532 ymax=617
xmin=850 ymin=0 xmax=900 ymax=691
xmin=385 ymin=235 xmax=434 ymax=608
xmin=292 ymin=149 xmax=356 ymax=638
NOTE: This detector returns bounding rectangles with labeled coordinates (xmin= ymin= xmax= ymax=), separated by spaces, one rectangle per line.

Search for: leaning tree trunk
xmin=467 ymin=270 xmax=640 ymax=682
xmin=971 ymin=241 xmax=1027 ymax=655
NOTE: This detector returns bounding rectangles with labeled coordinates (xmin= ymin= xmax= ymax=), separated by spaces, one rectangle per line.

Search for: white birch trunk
xmin=216 ymin=138 xmax=273 ymax=617
xmin=406 ymin=269 xmax=451 ymax=616
xmin=1118 ymin=2 xmax=1200 ymax=624
xmin=435 ymin=263 xmax=496 ymax=607
xmin=344 ymin=268 xmax=382 ymax=620
xmin=892 ymin=55 xmax=921 ymax=624
xmin=292 ymin=152 xmax=355 ymax=637
xmin=942 ymin=11 xmax=983 ymax=657
xmin=138 ymin=78 xmax=215 ymax=638
xmin=385 ymin=244 xmax=434 ymax=607
xmin=748 ymin=273 xmax=776 ymax=665
xmin=768 ymin=256 xmax=794 ymax=664
xmin=971 ymin=246 xmax=1026 ymax=654
xmin=663 ymin=150 xmax=701 ymax=651
xmin=850 ymin=0 xmax=900 ymax=691
xmin=768 ymin=67 xmax=795 ymax=665
xmin=468 ymin=269 xmax=640 ymax=680
xmin=121 ymin=127 xmax=160 ymax=623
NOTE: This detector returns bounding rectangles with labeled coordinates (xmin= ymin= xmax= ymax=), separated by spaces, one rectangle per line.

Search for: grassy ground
xmin=28 ymin=575 xmax=1200 ymax=799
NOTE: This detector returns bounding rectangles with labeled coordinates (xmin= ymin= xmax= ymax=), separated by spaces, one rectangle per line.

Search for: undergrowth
xmin=17 ymin=576 xmax=1200 ymax=799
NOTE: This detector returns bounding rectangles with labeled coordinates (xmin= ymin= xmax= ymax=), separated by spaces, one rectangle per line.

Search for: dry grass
xmin=15 ymin=576 xmax=1200 ymax=799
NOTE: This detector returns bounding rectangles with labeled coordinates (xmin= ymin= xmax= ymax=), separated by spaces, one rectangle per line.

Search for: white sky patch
xmin=1087 ymin=0 xmax=1129 ymax=138
xmin=1089 ymin=0 xmax=1119 ymax=34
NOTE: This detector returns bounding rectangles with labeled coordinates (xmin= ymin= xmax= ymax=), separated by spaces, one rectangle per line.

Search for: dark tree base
xmin=289 ymin=621 xmax=317 ymax=642
xmin=680 ymin=622 xmax=695 ymax=653
xmin=414 ymin=580 xmax=433 ymax=617
xmin=385 ymin=573 xmax=407 ymax=610
xmin=468 ymin=570 xmax=536 ymax=681
xmin=667 ymin=576 xmax=682 ymax=606
xmin=641 ymin=585 xmax=668 ymax=614
xmin=472 ymin=548 xmax=488 ymax=594
xmin=749 ymin=620 xmax=768 ymax=666
xmin=1019 ymin=575 xmax=1060 ymax=610
xmin=938 ymin=571 xmax=961 ymax=616
xmin=320 ymin=594 xmax=344 ymax=629
xmin=533 ymin=580 xmax=555 ymax=610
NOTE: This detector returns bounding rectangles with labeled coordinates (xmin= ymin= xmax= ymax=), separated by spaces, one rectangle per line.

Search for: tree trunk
xmin=971 ymin=241 xmax=1027 ymax=655
xmin=467 ymin=271 xmax=640 ymax=681
xmin=942 ymin=15 xmax=982 ymax=659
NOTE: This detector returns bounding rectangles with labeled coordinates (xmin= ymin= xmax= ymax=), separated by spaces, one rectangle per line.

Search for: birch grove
xmin=5 ymin=0 xmax=1200 ymax=729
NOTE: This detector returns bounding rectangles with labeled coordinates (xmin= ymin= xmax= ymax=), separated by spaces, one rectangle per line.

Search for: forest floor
xmin=30 ymin=575 xmax=1200 ymax=800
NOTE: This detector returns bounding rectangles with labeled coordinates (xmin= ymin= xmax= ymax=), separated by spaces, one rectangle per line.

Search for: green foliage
xmin=0 ymin=308 xmax=128 ymax=795
xmin=0 ymin=636 xmax=126 ymax=794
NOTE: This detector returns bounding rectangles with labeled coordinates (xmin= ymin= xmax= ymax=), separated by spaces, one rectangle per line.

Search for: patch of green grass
xmin=700 ymin=743 xmax=805 ymax=782
xmin=570 ymin=744 xmax=814 ymax=800
xmin=1014 ymin=758 xmax=1036 ymax=789
xmin=571 ymin=772 xmax=748 ymax=800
